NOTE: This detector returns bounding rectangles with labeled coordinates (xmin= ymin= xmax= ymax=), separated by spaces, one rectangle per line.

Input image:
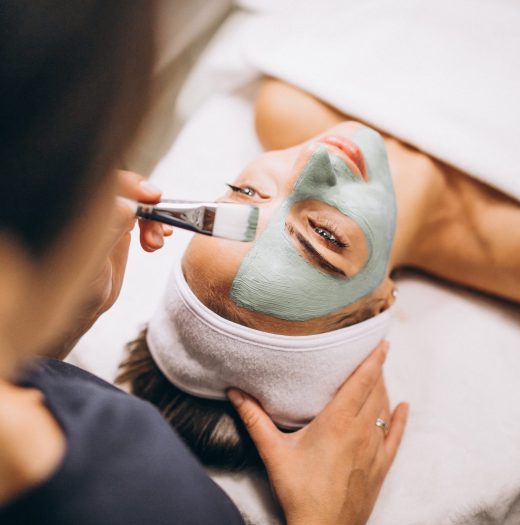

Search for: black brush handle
xmin=135 ymin=209 xmax=202 ymax=234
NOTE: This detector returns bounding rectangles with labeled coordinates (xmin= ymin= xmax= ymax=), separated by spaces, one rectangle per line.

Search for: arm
xmin=256 ymin=78 xmax=520 ymax=303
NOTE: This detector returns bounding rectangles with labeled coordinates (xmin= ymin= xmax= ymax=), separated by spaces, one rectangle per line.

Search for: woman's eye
xmin=313 ymin=226 xmax=348 ymax=249
xmin=241 ymin=187 xmax=256 ymax=197
xmin=315 ymin=226 xmax=335 ymax=242
xmin=227 ymin=183 xmax=258 ymax=198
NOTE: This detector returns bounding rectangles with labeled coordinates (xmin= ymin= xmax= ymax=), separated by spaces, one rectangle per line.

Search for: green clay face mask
xmin=230 ymin=126 xmax=396 ymax=321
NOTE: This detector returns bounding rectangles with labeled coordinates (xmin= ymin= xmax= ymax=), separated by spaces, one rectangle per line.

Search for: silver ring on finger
xmin=375 ymin=417 xmax=390 ymax=437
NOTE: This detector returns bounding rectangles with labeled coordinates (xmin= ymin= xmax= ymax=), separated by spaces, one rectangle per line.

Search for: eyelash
xmin=227 ymin=183 xmax=258 ymax=198
xmin=228 ymin=183 xmax=348 ymax=249
xmin=309 ymin=218 xmax=349 ymax=249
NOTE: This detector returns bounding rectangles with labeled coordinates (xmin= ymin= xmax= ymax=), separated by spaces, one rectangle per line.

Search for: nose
xmin=307 ymin=146 xmax=338 ymax=187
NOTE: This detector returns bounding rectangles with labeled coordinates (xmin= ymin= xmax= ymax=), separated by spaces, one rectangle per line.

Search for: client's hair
xmin=117 ymin=330 xmax=264 ymax=472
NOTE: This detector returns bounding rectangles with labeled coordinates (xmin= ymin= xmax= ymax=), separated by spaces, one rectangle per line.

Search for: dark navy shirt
xmin=0 ymin=359 xmax=244 ymax=525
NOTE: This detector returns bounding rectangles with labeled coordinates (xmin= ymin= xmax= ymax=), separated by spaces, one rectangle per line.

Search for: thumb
xmin=117 ymin=170 xmax=161 ymax=203
xmin=102 ymin=196 xmax=137 ymax=256
xmin=227 ymin=389 xmax=280 ymax=459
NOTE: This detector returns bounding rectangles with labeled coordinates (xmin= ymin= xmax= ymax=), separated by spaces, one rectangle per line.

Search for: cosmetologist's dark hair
xmin=0 ymin=0 xmax=156 ymax=255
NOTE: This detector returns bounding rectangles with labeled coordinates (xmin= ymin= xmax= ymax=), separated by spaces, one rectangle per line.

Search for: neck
xmin=385 ymin=138 xmax=449 ymax=270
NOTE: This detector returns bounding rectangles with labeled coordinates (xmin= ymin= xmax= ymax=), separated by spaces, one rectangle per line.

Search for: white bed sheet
xmin=69 ymin=9 xmax=520 ymax=525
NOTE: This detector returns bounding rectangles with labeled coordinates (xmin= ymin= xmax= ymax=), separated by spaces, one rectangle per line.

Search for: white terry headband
xmin=147 ymin=260 xmax=393 ymax=429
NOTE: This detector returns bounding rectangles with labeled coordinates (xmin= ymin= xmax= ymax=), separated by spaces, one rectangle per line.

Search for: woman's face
xmin=183 ymin=122 xmax=396 ymax=335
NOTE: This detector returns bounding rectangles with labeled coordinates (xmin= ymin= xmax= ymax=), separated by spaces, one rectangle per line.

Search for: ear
xmin=362 ymin=277 xmax=396 ymax=317
xmin=378 ymin=277 xmax=397 ymax=311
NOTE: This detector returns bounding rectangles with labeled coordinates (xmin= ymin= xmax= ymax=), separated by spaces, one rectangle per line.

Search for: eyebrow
xmin=286 ymin=222 xmax=347 ymax=278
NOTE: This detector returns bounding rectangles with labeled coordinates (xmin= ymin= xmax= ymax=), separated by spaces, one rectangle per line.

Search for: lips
xmin=318 ymin=135 xmax=367 ymax=180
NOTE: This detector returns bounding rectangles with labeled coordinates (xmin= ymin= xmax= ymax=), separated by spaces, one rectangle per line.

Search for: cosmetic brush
xmin=127 ymin=199 xmax=259 ymax=242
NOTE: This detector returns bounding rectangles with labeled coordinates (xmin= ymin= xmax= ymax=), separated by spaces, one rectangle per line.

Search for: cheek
xmin=347 ymin=224 xmax=370 ymax=270
xmin=184 ymin=197 xmax=286 ymax=296
xmin=255 ymin=200 xmax=282 ymax=235
xmin=184 ymin=235 xmax=252 ymax=294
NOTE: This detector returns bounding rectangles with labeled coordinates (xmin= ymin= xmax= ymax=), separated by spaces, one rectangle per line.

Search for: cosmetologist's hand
xmin=228 ymin=341 xmax=408 ymax=525
xmin=44 ymin=170 xmax=172 ymax=359
xmin=116 ymin=169 xmax=173 ymax=253
xmin=85 ymin=170 xmax=172 ymax=313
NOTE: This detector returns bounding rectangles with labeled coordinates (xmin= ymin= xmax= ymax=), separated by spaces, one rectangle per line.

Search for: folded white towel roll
xmin=243 ymin=0 xmax=520 ymax=201
xmin=147 ymin=260 xmax=393 ymax=428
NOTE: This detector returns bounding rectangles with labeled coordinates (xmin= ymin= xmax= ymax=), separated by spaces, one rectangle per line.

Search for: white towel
xmin=147 ymin=259 xmax=393 ymax=428
xmin=242 ymin=0 xmax=520 ymax=201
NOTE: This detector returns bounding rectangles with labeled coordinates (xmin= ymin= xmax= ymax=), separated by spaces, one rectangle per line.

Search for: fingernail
xmin=139 ymin=179 xmax=161 ymax=196
xmin=227 ymin=389 xmax=244 ymax=408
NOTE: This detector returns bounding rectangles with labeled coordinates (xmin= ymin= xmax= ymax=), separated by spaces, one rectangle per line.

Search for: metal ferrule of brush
xmin=136 ymin=200 xmax=217 ymax=235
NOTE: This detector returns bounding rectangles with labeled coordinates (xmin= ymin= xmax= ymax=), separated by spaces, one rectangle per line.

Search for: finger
xmin=359 ymin=375 xmax=390 ymax=425
xmin=377 ymin=388 xmax=391 ymax=428
xmin=383 ymin=402 xmax=409 ymax=465
xmin=227 ymin=389 xmax=281 ymax=461
xmin=359 ymin=384 xmax=389 ymax=436
xmin=377 ymin=405 xmax=392 ymax=438
xmin=355 ymin=377 xmax=390 ymax=460
xmin=114 ymin=196 xmax=137 ymax=230
xmin=117 ymin=170 xmax=161 ymax=203
xmin=162 ymin=224 xmax=174 ymax=237
xmin=101 ymin=197 xmax=136 ymax=256
xmin=139 ymin=220 xmax=164 ymax=251
xmin=321 ymin=341 xmax=389 ymax=421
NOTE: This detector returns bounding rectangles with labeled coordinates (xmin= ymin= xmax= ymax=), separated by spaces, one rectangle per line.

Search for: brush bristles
xmin=212 ymin=203 xmax=259 ymax=242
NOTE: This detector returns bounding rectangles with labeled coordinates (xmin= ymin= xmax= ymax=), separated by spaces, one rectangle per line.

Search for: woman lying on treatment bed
xmin=118 ymin=80 xmax=520 ymax=473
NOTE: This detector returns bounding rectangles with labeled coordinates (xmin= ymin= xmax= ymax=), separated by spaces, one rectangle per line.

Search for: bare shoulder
xmin=0 ymin=380 xmax=65 ymax=505
xmin=255 ymin=77 xmax=345 ymax=150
